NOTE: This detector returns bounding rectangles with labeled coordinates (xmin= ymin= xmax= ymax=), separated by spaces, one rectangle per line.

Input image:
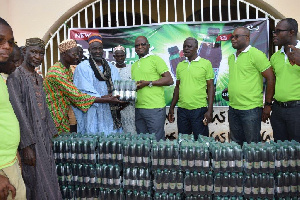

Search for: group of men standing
xmin=1 ymin=15 xmax=300 ymax=200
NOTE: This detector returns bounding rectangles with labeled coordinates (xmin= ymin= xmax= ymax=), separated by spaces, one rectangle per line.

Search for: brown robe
xmin=7 ymin=66 xmax=62 ymax=200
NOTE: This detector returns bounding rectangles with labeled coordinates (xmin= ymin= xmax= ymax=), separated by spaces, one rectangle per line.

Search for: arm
xmin=204 ymin=79 xmax=215 ymax=123
xmin=0 ymin=175 xmax=16 ymax=200
xmin=287 ymin=45 xmax=300 ymax=66
xmin=136 ymin=71 xmax=174 ymax=90
xmin=261 ymin=67 xmax=275 ymax=122
xmin=168 ymin=80 xmax=180 ymax=123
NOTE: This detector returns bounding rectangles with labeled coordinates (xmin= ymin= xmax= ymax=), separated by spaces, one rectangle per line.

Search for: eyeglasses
xmin=135 ymin=43 xmax=148 ymax=48
xmin=230 ymin=34 xmax=249 ymax=40
xmin=272 ymin=29 xmax=290 ymax=34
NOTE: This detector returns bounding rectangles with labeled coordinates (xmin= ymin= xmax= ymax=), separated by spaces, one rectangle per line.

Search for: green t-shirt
xmin=177 ymin=57 xmax=214 ymax=110
xmin=271 ymin=41 xmax=300 ymax=102
xmin=228 ymin=46 xmax=271 ymax=110
xmin=0 ymin=76 xmax=20 ymax=169
xmin=131 ymin=55 xmax=169 ymax=109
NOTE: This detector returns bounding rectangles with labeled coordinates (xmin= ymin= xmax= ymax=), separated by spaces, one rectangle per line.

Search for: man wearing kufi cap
xmin=44 ymin=39 xmax=124 ymax=134
xmin=72 ymin=33 xmax=123 ymax=135
xmin=7 ymin=37 xmax=62 ymax=199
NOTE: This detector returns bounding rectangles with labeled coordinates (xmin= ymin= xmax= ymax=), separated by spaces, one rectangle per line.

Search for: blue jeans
xmin=270 ymin=102 xmax=300 ymax=142
xmin=135 ymin=107 xmax=166 ymax=141
xmin=177 ymin=107 xmax=209 ymax=140
xmin=228 ymin=106 xmax=262 ymax=145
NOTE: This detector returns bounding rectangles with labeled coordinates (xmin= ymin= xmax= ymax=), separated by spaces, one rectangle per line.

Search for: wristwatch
xmin=264 ymin=101 xmax=273 ymax=106
xmin=148 ymin=81 xmax=153 ymax=87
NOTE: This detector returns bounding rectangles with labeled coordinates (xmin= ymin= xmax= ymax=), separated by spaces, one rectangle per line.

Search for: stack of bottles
xmin=152 ymin=140 xmax=182 ymax=199
xmin=112 ymin=80 xmax=136 ymax=101
xmin=122 ymin=135 xmax=153 ymax=199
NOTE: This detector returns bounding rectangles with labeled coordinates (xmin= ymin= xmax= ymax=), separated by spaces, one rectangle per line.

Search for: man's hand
xmin=262 ymin=105 xmax=271 ymax=123
xmin=22 ymin=146 xmax=36 ymax=166
xmin=136 ymin=80 xmax=150 ymax=90
xmin=101 ymin=93 xmax=112 ymax=98
xmin=0 ymin=175 xmax=16 ymax=200
xmin=204 ymin=110 xmax=213 ymax=125
xmin=287 ymin=45 xmax=300 ymax=66
xmin=167 ymin=108 xmax=175 ymax=123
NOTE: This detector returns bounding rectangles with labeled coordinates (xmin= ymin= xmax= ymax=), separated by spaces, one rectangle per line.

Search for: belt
xmin=274 ymin=100 xmax=300 ymax=108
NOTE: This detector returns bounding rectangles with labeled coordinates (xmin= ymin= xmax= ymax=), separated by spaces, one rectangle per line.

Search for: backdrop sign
xmin=69 ymin=18 xmax=269 ymax=106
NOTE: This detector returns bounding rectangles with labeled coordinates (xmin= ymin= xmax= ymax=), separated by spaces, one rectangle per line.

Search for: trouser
xmin=177 ymin=107 xmax=209 ymax=140
xmin=228 ymin=106 xmax=262 ymax=146
xmin=270 ymin=101 xmax=300 ymax=142
xmin=135 ymin=107 xmax=166 ymax=141
xmin=0 ymin=159 xmax=26 ymax=200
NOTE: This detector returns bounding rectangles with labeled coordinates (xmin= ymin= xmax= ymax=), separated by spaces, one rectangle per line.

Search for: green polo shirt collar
xmin=279 ymin=40 xmax=300 ymax=62
xmin=233 ymin=45 xmax=252 ymax=61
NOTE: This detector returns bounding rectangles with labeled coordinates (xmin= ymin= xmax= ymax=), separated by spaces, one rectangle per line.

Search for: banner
xmin=69 ymin=19 xmax=269 ymax=106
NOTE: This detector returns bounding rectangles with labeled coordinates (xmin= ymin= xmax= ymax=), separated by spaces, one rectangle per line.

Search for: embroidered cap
xmin=58 ymin=39 xmax=77 ymax=53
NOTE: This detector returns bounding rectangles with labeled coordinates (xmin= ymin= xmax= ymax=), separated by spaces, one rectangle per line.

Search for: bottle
xmin=162 ymin=169 xmax=169 ymax=191
xmin=203 ymin=148 xmax=210 ymax=172
xmin=131 ymin=80 xmax=136 ymax=102
xmin=144 ymin=168 xmax=151 ymax=191
xmin=165 ymin=144 xmax=172 ymax=169
xmin=275 ymin=146 xmax=283 ymax=171
xmin=64 ymin=163 xmax=72 ymax=185
xmin=290 ymin=172 xmax=297 ymax=197
xmin=152 ymin=143 xmax=159 ymax=170
xmin=169 ymin=170 xmax=177 ymax=193
xmin=198 ymin=171 xmax=205 ymax=195
xmin=158 ymin=144 xmax=166 ymax=168
xmin=261 ymin=147 xmax=268 ymax=174
xmin=110 ymin=141 xmax=117 ymax=164
xmin=123 ymin=141 xmax=129 ymax=168
xmin=234 ymin=147 xmax=243 ymax=172
xmin=172 ymin=144 xmax=180 ymax=170
xmin=259 ymin=173 xmax=267 ymax=198
xmin=113 ymin=165 xmax=121 ymax=189
xmin=221 ymin=147 xmax=228 ymax=172
xmin=282 ymin=146 xmax=289 ymax=172
xmin=88 ymin=140 xmax=96 ymax=164
xmin=184 ymin=171 xmax=192 ymax=196
xmin=155 ymin=169 xmax=163 ymax=192
xmin=276 ymin=172 xmax=283 ymax=198
xmin=95 ymin=164 xmax=101 ymax=188
xmin=129 ymin=143 xmax=136 ymax=167
xmin=268 ymin=146 xmax=276 ymax=174
xmin=57 ymin=163 xmax=64 ymax=186
xmin=194 ymin=145 xmax=203 ymax=171
xmin=112 ymin=80 xmax=120 ymax=97
xmin=123 ymin=168 xmax=130 ymax=190
xmin=213 ymin=147 xmax=221 ymax=173
xmin=116 ymin=141 xmax=123 ymax=165
xmin=251 ymin=173 xmax=259 ymax=199
xmin=98 ymin=140 xmax=104 ymax=164
xmin=76 ymin=140 xmax=83 ymax=163
xmin=236 ymin=172 xmax=244 ymax=196
xmin=77 ymin=164 xmax=83 ymax=186
xmin=180 ymin=145 xmax=188 ymax=170
xmin=227 ymin=147 xmax=235 ymax=172
xmin=253 ymin=147 xmax=260 ymax=174
xmin=131 ymin=167 xmax=137 ymax=190
xmin=187 ymin=146 xmax=195 ymax=170
xmin=176 ymin=171 xmax=183 ymax=192
xmin=136 ymin=143 xmax=142 ymax=167
xmin=229 ymin=172 xmax=236 ymax=196
xmin=142 ymin=142 xmax=150 ymax=168
xmin=214 ymin=173 xmax=221 ymax=196
xmin=244 ymin=175 xmax=252 ymax=199
xmin=82 ymin=140 xmax=89 ymax=164
xmin=267 ymin=173 xmax=275 ymax=199
xmin=206 ymin=171 xmax=214 ymax=195
xmin=221 ymin=172 xmax=229 ymax=196
xmin=119 ymin=80 xmax=125 ymax=101
xmin=283 ymin=172 xmax=290 ymax=197
xmin=125 ymin=80 xmax=131 ymax=101
xmin=71 ymin=140 xmax=76 ymax=162
xmin=289 ymin=146 xmax=296 ymax=172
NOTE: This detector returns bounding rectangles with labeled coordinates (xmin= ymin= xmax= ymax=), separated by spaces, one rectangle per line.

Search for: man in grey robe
xmin=7 ymin=38 xmax=62 ymax=200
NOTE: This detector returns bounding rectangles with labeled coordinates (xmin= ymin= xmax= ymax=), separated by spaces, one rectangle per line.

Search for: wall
xmin=0 ymin=0 xmax=299 ymax=45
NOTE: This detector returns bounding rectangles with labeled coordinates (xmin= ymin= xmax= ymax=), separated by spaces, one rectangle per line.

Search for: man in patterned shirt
xmin=44 ymin=39 xmax=125 ymax=133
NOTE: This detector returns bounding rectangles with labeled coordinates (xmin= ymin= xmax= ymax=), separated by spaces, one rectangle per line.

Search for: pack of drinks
xmin=112 ymin=80 xmax=136 ymax=101
xmin=98 ymin=138 xmax=123 ymax=166
xmin=275 ymin=171 xmax=300 ymax=198
xmin=210 ymin=142 xmax=243 ymax=173
xmin=273 ymin=140 xmax=300 ymax=172
xmin=184 ymin=171 xmax=214 ymax=197
xmin=57 ymin=163 xmax=121 ymax=189
xmin=214 ymin=172 xmax=244 ymax=198
xmin=123 ymin=167 xmax=152 ymax=191
xmin=123 ymin=139 xmax=151 ymax=169
xmin=154 ymin=192 xmax=183 ymax=200
xmin=243 ymin=173 xmax=276 ymax=199
xmin=180 ymin=141 xmax=210 ymax=172
xmin=53 ymin=135 xmax=98 ymax=164
xmin=153 ymin=169 xmax=184 ymax=193
xmin=151 ymin=140 xmax=180 ymax=170
xmin=61 ymin=186 xmax=124 ymax=200
xmin=125 ymin=190 xmax=152 ymax=200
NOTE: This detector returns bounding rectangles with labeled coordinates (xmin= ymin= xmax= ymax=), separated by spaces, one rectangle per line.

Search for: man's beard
xmin=0 ymin=61 xmax=9 ymax=73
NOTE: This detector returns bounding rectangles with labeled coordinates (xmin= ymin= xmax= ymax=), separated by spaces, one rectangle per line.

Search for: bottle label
xmin=124 ymin=179 xmax=129 ymax=186
xmin=276 ymin=186 xmax=282 ymax=193
xmin=59 ymin=153 xmax=63 ymax=160
xmin=159 ymin=159 xmax=165 ymax=166
xmin=111 ymin=153 xmax=116 ymax=160
xmin=83 ymin=153 xmax=88 ymax=160
xmin=78 ymin=176 xmax=83 ymax=183
xmin=97 ymin=177 xmax=101 ymax=184
xmin=166 ymin=159 xmax=172 ymax=166
xmin=131 ymin=179 xmax=136 ymax=186
xmin=114 ymin=178 xmax=120 ymax=185
xmin=297 ymin=159 xmax=300 ymax=166
xmin=192 ymin=185 xmax=198 ymax=192
xmin=177 ymin=183 xmax=183 ymax=190
xmin=229 ymin=186 xmax=235 ymax=193
xmin=143 ymin=157 xmax=149 ymax=164
xmin=282 ymin=160 xmax=288 ymax=167
xmin=163 ymin=183 xmax=169 ymax=190
xmin=156 ymin=183 xmax=162 ymax=190
xmin=66 ymin=175 xmax=72 ymax=182
xmin=207 ymin=185 xmax=213 ymax=192
xmin=260 ymin=187 xmax=266 ymax=194
xmin=283 ymin=186 xmax=289 ymax=193
xmin=152 ymin=159 xmax=158 ymax=166
xmin=214 ymin=161 xmax=220 ymax=169
xmin=254 ymin=161 xmax=260 ymax=169
xmin=90 ymin=177 xmax=95 ymax=184
xmin=252 ymin=187 xmax=259 ymax=194
xmin=244 ymin=187 xmax=251 ymax=194
xmin=214 ymin=186 xmax=221 ymax=193
xmin=267 ymin=187 xmax=274 ymax=194
xmin=181 ymin=160 xmax=187 ymax=167
xmin=71 ymin=153 xmax=75 ymax=160
xmin=89 ymin=154 xmax=95 ymax=161
xmin=289 ymin=160 xmax=296 ymax=167
xmin=185 ymin=185 xmax=191 ymax=192
xmin=236 ymin=160 xmax=243 ymax=168
xmin=222 ymin=186 xmax=228 ymax=193
xmin=261 ymin=161 xmax=268 ymax=169
xmin=117 ymin=154 xmax=122 ymax=161
xmin=203 ymin=161 xmax=209 ymax=168
xmin=137 ymin=179 xmax=143 ymax=187
xmin=124 ymin=156 xmax=129 ymax=163
xmin=290 ymin=185 xmax=297 ymax=192
xmin=145 ymin=180 xmax=150 ymax=188
xmin=129 ymin=156 xmax=135 ymax=164
xmin=188 ymin=160 xmax=194 ymax=167
xmin=195 ymin=160 xmax=202 ymax=167
xmin=102 ymin=177 xmax=107 ymax=185
xmin=84 ymin=176 xmax=90 ymax=183
xmin=275 ymin=160 xmax=281 ymax=167
xmin=73 ymin=175 xmax=78 ymax=182
xmin=269 ymin=161 xmax=275 ymax=168
xmin=236 ymin=186 xmax=243 ymax=194
xmin=173 ymin=159 xmax=179 ymax=166
xmin=136 ymin=156 xmax=142 ymax=163
xmin=170 ymin=183 xmax=176 ymax=189
xmin=229 ymin=161 xmax=235 ymax=168
xmin=99 ymin=153 xmax=104 ymax=160
xmin=199 ymin=185 xmax=205 ymax=192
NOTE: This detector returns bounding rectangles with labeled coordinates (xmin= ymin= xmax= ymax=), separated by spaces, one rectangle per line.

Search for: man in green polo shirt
xmin=270 ymin=18 xmax=300 ymax=142
xmin=168 ymin=37 xmax=215 ymax=140
xmin=0 ymin=17 xmax=26 ymax=200
xmin=228 ymin=27 xmax=275 ymax=145
xmin=131 ymin=36 xmax=173 ymax=141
